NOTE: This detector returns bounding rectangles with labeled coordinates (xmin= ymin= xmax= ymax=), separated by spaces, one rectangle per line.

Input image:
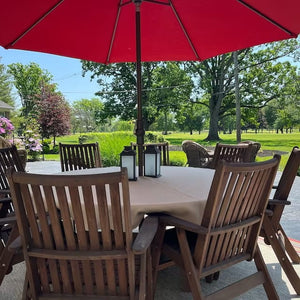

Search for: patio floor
xmin=0 ymin=161 xmax=299 ymax=299
xmin=1 ymin=240 xmax=299 ymax=299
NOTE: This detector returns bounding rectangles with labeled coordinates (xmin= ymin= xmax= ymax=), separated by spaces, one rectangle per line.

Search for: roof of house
xmin=0 ymin=100 xmax=13 ymax=111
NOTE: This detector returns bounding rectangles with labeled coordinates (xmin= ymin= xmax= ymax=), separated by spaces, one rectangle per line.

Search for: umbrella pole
xmin=135 ymin=0 xmax=145 ymax=177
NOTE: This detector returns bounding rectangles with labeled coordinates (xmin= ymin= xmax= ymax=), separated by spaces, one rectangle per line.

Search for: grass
xmin=165 ymin=131 xmax=300 ymax=170
xmin=43 ymin=130 xmax=300 ymax=171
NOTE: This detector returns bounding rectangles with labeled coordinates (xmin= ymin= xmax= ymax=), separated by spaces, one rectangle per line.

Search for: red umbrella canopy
xmin=0 ymin=0 xmax=299 ymax=64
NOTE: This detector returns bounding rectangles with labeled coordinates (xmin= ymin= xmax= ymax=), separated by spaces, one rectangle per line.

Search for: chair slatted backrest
xmin=0 ymin=146 xmax=25 ymax=285
xmin=181 ymin=140 xmax=211 ymax=168
xmin=59 ymin=142 xmax=102 ymax=172
xmin=239 ymin=140 xmax=261 ymax=162
xmin=0 ymin=145 xmax=24 ymax=191
xmin=196 ymin=156 xmax=280 ymax=273
xmin=7 ymin=168 xmax=141 ymax=299
xmin=270 ymin=146 xmax=300 ymax=227
xmin=210 ymin=142 xmax=253 ymax=169
xmin=0 ymin=145 xmax=25 ymax=215
xmin=131 ymin=142 xmax=170 ymax=166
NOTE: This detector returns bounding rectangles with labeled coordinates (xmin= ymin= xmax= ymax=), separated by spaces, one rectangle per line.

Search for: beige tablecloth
xmin=62 ymin=166 xmax=215 ymax=227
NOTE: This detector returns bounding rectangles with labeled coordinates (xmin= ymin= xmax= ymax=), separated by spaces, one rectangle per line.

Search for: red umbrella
xmin=1 ymin=0 xmax=299 ymax=175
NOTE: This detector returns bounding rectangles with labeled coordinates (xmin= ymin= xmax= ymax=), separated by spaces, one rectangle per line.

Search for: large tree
xmin=185 ymin=40 xmax=299 ymax=140
xmin=148 ymin=62 xmax=193 ymax=134
xmin=72 ymin=98 xmax=104 ymax=133
xmin=81 ymin=61 xmax=193 ymax=130
xmin=0 ymin=60 xmax=14 ymax=107
xmin=8 ymin=62 xmax=53 ymax=117
xmin=36 ymin=84 xmax=71 ymax=145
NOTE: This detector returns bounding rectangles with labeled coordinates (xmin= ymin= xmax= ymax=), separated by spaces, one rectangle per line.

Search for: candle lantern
xmin=144 ymin=145 xmax=161 ymax=177
xmin=120 ymin=146 xmax=137 ymax=181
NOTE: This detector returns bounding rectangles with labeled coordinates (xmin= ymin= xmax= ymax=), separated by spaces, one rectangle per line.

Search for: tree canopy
xmin=36 ymin=84 xmax=71 ymax=142
xmin=7 ymin=62 xmax=54 ymax=117
xmin=0 ymin=60 xmax=14 ymax=107
xmin=81 ymin=40 xmax=299 ymax=140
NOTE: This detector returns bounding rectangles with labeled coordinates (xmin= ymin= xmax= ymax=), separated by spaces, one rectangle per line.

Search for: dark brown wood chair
xmin=7 ymin=168 xmax=158 ymax=299
xmin=59 ymin=142 xmax=102 ymax=172
xmin=238 ymin=140 xmax=261 ymax=162
xmin=131 ymin=142 xmax=170 ymax=166
xmin=0 ymin=145 xmax=25 ymax=285
xmin=152 ymin=156 xmax=280 ymax=299
xmin=260 ymin=146 xmax=300 ymax=294
xmin=209 ymin=142 xmax=253 ymax=169
xmin=182 ymin=140 xmax=213 ymax=168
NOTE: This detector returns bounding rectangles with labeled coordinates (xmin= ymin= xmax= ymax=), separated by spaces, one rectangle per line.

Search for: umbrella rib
xmin=237 ymin=0 xmax=297 ymax=37
xmin=106 ymin=1 xmax=124 ymax=64
xmin=7 ymin=0 xmax=65 ymax=48
xmin=169 ymin=0 xmax=201 ymax=60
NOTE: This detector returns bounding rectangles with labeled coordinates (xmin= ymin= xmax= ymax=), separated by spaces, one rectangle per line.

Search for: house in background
xmin=0 ymin=100 xmax=13 ymax=118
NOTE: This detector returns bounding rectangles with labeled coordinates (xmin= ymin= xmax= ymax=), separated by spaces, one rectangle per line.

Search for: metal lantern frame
xmin=144 ymin=144 xmax=161 ymax=177
xmin=120 ymin=146 xmax=137 ymax=181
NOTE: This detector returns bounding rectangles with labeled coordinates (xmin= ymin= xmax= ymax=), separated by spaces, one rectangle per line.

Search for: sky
xmin=0 ymin=47 xmax=100 ymax=106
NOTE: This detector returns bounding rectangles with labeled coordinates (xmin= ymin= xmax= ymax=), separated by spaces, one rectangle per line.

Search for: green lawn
xmin=43 ymin=130 xmax=300 ymax=171
xmin=166 ymin=131 xmax=300 ymax=152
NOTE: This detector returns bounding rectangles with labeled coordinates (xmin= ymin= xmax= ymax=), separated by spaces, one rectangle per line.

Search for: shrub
xmin=42 ymin=141 xmax=51 ymax=154
xmin=51 ymin=145 xmax=59 ymax=154
xmin=0 ymin=117 xmax=14 ymax=138
xmin=78 ymin=135 xmax=89 ymax=144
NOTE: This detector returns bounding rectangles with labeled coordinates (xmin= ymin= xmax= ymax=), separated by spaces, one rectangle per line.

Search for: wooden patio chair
xmin=260 ymin=146 xmax=300 ymax=294
xmin=152 ymin=156 xmax=280 ymax=299
xmin=209 ymin=142 xmax=253 ymax=169
xmin=239 ymin=140 xmax=261 ymax=162
xmin=0 ymin=145 xmax=25 ymax=285
xmin=7 ymin=168 xmax=158 ymax=299
xmin=59 ymin=142 xmax=102 ymax=172
xmin=131 ymin=142 xmax=170 ymax=166
xmin=181 ymin=140 xmax=213 ymax=168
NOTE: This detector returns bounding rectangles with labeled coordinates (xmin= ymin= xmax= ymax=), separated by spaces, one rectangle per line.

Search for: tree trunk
xmin=163 ymin=111 xmax=168 ymax=135
xmin=206 ymin=103 xmax=221 ymax=140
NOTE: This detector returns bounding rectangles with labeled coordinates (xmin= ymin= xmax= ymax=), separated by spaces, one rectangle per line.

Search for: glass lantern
xmin=120 ymin=146 xmax=137 ymax=180
xmin=144 ymin=145 xmax=161 ymax=177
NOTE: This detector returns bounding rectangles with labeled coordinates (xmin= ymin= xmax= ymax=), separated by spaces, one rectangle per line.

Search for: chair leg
xmin=176 ymin=228 xmax=204 ymax=300
xmin=22 ymin=273 xmax=30 ymax=300
xmin=263 ymin=217 xmax=300 ymax=295
xmin=0 ymin=223 xmax=19 ymax=285
xmin=146 ymin=248 xmax=153 ymax=300
xmin=151 ymin=223 xmax=166 ymax=290
xmin=278 ymin=223 xmax=300 ymax=264
xmin=253 ymin=247 xmax=279 ymax=300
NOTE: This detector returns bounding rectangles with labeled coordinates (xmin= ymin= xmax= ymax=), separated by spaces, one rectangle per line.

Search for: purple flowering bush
xmin=25 ymin=131 xmax=42 ymax=161
xmin=0 ymin=117 xmax=14 ymax=137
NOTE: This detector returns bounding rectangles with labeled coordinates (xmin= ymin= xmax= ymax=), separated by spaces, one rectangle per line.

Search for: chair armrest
xmin=8 ymin=236 xmax=22 ymax=253
xmin=159 ymin=214 xmax=208 ymax=234
xmin=132 ymin=215 xmax=158 ymax=255
xmin=0 ymin=189 xmax=11 ymax=195
xmin=264 ymin=209 xmax=273 ymax=217
xmin=268 ymin=199 xmax=291 ymax=206
xmin=0 ymin=196 xmax=12 ymax=204
xmin=0 ymin=215 xmax=17 ymax=225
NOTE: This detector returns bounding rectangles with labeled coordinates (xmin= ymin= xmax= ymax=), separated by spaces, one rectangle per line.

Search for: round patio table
xmin=61 ymin=166 xmax=215 ymax=228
